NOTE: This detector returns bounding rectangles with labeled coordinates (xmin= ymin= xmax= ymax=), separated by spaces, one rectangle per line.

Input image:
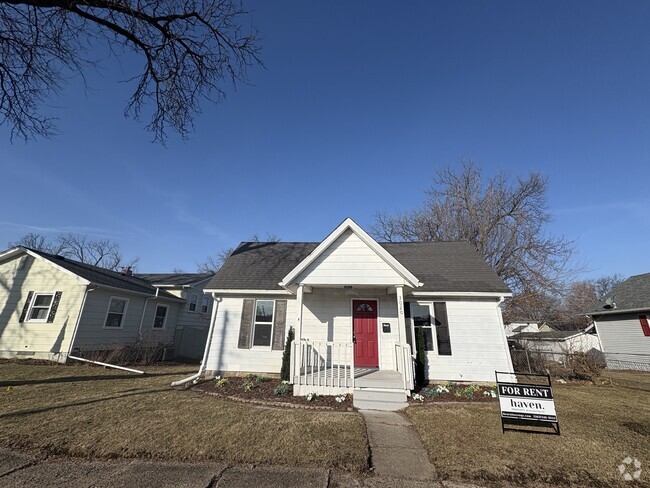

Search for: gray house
xmin=0 ymin=246 xmax=195 ymax=363
xmin=136 ymin=273 xmax=214 ymax=359
xmin=587 ymin=273 xmax=650 ymax=371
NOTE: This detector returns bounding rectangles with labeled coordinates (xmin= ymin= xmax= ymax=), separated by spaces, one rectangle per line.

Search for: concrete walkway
xmin=0 ymin=445 xmax=484 ymax=488
xmin=359 ymin=410 xmax=437 ymax=482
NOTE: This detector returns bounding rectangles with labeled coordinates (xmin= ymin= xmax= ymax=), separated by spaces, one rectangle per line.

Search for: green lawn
xmin=407 ymin=375 xmax=650 ymax=487
xmin=0 ymin=361 xmax=368 ymax=471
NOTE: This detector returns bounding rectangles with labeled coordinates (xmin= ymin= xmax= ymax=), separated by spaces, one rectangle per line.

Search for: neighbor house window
xmin=252 ymin=300 xmax=274 ymax=347
xmin=152 ymin=305 xmax=168 ymax=329
xmin=104 ymin=297 xmax=128 ymax=328
xmin=188 ymin=293 xmax=198 ymax=312
xmin=201 ymin=296 xmax=209 ymax=314
xmin=27 ymin=293 xmax=54 ymax=322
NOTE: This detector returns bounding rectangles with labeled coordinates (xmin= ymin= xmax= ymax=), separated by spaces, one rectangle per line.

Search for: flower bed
xmin=194 ymin=374 xmax=355 ymax=411
xmin=409 ymin=381 xmax=497 ymax=404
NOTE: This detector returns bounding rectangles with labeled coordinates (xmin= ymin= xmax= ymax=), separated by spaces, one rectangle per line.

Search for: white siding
xmin=297 ymin=229 xmax=408 ymax=286
xmin=519 ymin=334 xmax=601 ymax=354
xmin=205 ymin=294 xmax=296 ymax=374
xmin=205 ymin=289 xmax=513 ymax=382
xmin=0 ymin=254 xmax=86 ymax=362
xmin=72 ymin=289 xmax=179 ymax=351
xmin=595 ymin=314 xmax=650 ymax=370
xmin=423 ymin=298 xmax=513 ymax=383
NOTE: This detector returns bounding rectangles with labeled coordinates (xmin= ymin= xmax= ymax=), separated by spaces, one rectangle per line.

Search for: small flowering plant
xmin=306 ymin=392 xmax=318 ymax=402
xmin=335 ymin=394 xmax=347 ymax=403
xmin=215 ymin=377 xmax=229 ymax=388
xmin=412 ymin=393 xmax=425 ymax=402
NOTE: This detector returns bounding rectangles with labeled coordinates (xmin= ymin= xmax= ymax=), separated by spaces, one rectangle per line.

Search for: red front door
xmin=353 ymin=300 xmax=379 ymax=368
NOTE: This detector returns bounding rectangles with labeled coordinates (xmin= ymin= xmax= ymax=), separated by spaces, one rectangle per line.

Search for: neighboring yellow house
xmin=0 ymin=247 xmax=188 ymax=362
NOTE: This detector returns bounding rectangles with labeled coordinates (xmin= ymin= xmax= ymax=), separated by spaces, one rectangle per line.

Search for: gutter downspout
xmin=65 ymin=285 xmax=93 ymax=361
xmin=138 ymin=287 xmax=160 ymax=341
xmin=171 ymin=293 xmax=221 ymax=387
xmin=496 ymin=296 xmax=515 ymax=374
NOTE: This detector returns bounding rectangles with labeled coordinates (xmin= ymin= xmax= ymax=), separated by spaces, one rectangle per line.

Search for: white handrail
xmin=291 ymin=340 xmax=354 ymax=389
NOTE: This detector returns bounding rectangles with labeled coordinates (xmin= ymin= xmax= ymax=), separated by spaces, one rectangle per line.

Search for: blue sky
xmin=1 ymin=1 xmax=649 ymax=278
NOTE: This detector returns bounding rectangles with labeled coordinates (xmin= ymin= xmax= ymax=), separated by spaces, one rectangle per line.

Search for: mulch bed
xmin=408 ymin=383 xmax=498 ymax=404
xmin=193 ymin=375 xmax=355 ymax=412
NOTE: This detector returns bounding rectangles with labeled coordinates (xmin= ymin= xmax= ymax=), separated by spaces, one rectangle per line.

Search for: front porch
xmin=290 ymin=338 xmax=415 ymax=408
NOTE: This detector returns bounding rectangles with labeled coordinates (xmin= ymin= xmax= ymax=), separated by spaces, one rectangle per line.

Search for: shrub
xmin=242 ymin=381 xmax=255 ymax=392
xmin=566 ymin=352 xmax=604 ymax=383
xmin=256 ymin=376 xmax=270 ymax=383
xmin=273 ymin=383 xmax=289 ymax=396
xmin=243 ymin=373 xmax=256 ymax=380
xmin=280 ymin=326 xmax=294 ymax=382
xmin=415 ymin=326 xmax=427 ymax=387
xmin=215 ymin=378 xmax=229 ymax=388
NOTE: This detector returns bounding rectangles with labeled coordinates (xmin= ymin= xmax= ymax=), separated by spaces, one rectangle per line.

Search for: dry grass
xmin=0 ymin=362 xmax=368 ymax=471
xmin=407 ymin=376 xmax=650 ymax=487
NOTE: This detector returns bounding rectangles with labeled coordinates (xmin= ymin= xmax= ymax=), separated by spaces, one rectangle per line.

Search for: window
xmin=640 ymin=315 xmax=650 ymax=337
xmin=153 ymin=305 xmax=168 ymax=329
xmin=188 ymin=293 xmax=198 ymax=312
xmin=104 ymin=297 xmax=128 ymax=328
xmin=201 ymin=296 xmax=209 ymax=314
xmin=409 ymin=303 xmax=434 ymax=351
xmin=27 ymin=293 xmax=54 ymax=322
xmin=406 ymin=302 xmax=452 ymax=355
xmin=356 ymin=303 xmax=374 ymax=312
xmin=252 ymin=300 xmax=274 ymax=347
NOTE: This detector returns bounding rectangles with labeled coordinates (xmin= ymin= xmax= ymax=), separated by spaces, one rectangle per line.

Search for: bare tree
xmin=1 ymin=0 xmax=261 ymax=143
xmin=371 ymin=161 xmax=578 ymax=316
xmin=8 ymin=232 xmax=137 ymax=271
xmin=592 ymin=273 xmax=626 ymax=299
xmin=197 ymin=233 xmax=281 ymax=273
xmin=8 ymin=232 xmax=67 ymax=254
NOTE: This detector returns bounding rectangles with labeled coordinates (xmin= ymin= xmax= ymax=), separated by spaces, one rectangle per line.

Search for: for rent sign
xmin=495 ymin=372 xmax=560 ymax=434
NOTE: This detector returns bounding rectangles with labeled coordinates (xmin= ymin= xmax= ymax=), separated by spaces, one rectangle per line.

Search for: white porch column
xmin=395 ymin=285 xmax=406 ymax=345
xmin=296 ymin=284 xmax=304 ymax=340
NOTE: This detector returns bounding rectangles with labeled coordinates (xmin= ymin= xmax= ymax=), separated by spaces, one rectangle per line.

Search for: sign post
xmin=495 ymin=371 xmax=560 ymax=435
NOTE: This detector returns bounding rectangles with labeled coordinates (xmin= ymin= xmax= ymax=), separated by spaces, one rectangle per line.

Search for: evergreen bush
xmin=280 ymin=326 xmax=295 ymax=381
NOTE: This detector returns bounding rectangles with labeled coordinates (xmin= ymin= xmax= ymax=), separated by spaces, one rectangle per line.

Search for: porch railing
xmin=394 ymin=343 xmax=415 ymax=391
xmin=290 ymin=340 xmax=355 ymax=389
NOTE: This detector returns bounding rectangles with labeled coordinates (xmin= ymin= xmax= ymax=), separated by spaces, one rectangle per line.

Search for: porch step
xmin=354 ymin=371 xmax=404 ymax=390
xmin=353 ymin=388 xmax=408 ymax=411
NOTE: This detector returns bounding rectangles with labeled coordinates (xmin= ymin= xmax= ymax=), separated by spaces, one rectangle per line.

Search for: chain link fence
xmin=509 ymin=349 xmax=650 ymax=391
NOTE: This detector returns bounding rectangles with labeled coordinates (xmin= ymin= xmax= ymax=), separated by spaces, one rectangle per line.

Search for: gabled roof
xmin=205 ymin=241 xmax=511 ymax=294
xmin=136 ymin=273 xmax=213 ymax=287
xmin=279 ymin=218 xmax=421 ymax=289
xmin=587 ymin=272 xmax=650 ymax=315
xmin=0 ymin=247 xmax=181 ymax=300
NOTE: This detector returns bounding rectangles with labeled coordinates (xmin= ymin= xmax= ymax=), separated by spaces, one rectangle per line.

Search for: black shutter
xmin=403 ymin=301 xmax=413 ymax=350
xmin=272 ymin=300 xmax=287 ymax=350
xmin=19 ymin=291 xmax=34 ymax=323
xmin=47 ymin=292 xmax=63 ymax=323
xmin=238 ymin=299 xmax=255 ymax=349
xmin=433 ymin=302 xmax=452 ymax=355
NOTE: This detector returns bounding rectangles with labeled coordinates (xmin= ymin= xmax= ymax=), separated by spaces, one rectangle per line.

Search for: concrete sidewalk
xmin=0 ymin=447 xmax=483 ymax=488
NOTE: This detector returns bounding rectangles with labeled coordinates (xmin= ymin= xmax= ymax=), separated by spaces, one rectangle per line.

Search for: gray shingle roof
xmin=587 ymin=272 xmax=650 ymax=314
xmin=28 ymin=249 xmax=181 ymax=300
xmin=205 ymin=241 xmax=510 ymax=294
xmin=136 ymin=273 xmax=213 ymax=286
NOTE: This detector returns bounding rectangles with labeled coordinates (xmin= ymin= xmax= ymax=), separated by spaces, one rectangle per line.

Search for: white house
xmin=196 ymin=218 xmax=514 ymax=410
xmin=0 ymin=247 xmax=205 ymax=363
xmin=587 ymin=273 xmax=650 ymax=371
xmin=508 ymin=326 xmax=601 ymax=354
xmin=504 ymin=322 xmax=540 ymax=337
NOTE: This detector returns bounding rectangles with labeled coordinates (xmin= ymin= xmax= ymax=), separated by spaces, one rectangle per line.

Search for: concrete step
xmin=353 ymin=398 xmax=408 ymax=411
xmin=353 ymin=387 xmax=408 ymax=411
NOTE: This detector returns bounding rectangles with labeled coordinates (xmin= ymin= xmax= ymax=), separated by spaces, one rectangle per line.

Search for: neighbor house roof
xmin=136 ymin=273 xmax=214 ymax=287
xmin=205 ymin=241 xmax=511 ymax=294
xmin=587 ymin=273 xmax=650 ymax=315
xmin=509 ymin=330 xmax=587 ymax=341
xmin=0 ymin=247 xmax=181 ymax=300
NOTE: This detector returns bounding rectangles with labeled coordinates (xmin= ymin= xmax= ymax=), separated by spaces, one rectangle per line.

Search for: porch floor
xmin=295 ymin=367 xmax=405 ymax=390
xmin=354 ymin=370 xmax=404 ymax=389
